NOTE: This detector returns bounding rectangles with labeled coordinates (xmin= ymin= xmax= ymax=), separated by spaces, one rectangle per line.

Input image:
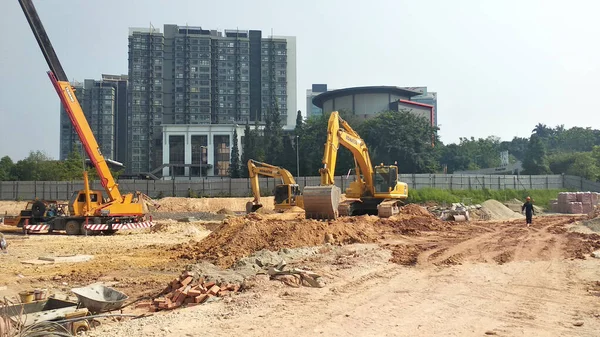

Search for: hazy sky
xmin=1 ymin=0 xmax=599 ymax=161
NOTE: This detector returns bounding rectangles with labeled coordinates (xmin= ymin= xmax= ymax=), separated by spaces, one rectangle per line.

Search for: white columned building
xmin=161 ymin=124 xmax=250 ymax=179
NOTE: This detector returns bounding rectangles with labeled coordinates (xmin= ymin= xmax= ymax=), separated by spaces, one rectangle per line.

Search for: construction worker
xmin=522 ymin=196 xmax=535 ymax=227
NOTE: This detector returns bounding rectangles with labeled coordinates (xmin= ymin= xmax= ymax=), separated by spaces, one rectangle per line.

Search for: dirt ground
xmin=1 ymin=198 xmax=600 ymax=336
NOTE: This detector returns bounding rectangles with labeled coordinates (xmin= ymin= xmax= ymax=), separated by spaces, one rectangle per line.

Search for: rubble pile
xmin=146 ymin=271 xmax=241 ymax=311
xmin=551 ymin=192 xmax=600 ymax=214
xmin=428 ymin=203 xmax=483 ymax=221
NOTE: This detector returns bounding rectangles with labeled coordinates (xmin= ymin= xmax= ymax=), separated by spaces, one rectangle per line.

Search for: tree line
xmin=2 ymin=114 xmax=599 ymax=182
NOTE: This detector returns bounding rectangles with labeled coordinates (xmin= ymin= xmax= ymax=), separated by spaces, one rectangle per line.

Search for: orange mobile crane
xmin=15 ymin=0 xmax=154 ymax=235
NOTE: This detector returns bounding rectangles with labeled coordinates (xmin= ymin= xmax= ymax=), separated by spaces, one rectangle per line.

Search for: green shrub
xmin=406 ymin=188 xmax=573 ymax=208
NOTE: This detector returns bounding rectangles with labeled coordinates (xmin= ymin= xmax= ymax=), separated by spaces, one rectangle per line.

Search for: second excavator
xmin=303 ymin=111 xmax=409 ymax=220
xmin=246 ymin=159 xmax=304 ymax=214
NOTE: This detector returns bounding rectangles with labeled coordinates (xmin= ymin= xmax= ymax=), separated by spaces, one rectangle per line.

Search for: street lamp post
xmin=296 ymin=135 xmax=300 ymax=178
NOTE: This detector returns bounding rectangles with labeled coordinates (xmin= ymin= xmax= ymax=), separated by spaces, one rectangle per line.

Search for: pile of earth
xmin=174 ymin=213 xmax=381 ymax=268
xmin=481 ymin=199 xmax=525 ymax=220
xmin=400 ymin=204 xmax=435 ymax=218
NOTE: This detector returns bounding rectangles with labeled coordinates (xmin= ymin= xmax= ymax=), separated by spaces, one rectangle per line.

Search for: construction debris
xmin=429 ymin=203 xmax=480 ymax=221
xmin=265 ymin=260 xmax=324 ymax=288
xmin=149 ymin=271 xmax=241 ymax=311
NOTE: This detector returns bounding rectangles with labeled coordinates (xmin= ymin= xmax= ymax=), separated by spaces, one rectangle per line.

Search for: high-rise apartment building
xmin=128 ymin=25 xmax=297 ymax=176
xmin=59 ymin=74 xmax=128 ymax=163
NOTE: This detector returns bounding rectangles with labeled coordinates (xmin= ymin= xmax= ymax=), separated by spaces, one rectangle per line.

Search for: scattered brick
xmin=195 ymin=294 xmax=209 ymax=303
xmin=149 ymin=270 xmax=241 ymax=312
xmin=207 ymin=285 xmax=221 ymax=295
xmin=181 ymin=276 xmax=193 ymax=287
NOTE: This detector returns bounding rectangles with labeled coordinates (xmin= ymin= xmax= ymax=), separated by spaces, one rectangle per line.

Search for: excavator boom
xmin=19 ymin=0 xmax=123 ymax=203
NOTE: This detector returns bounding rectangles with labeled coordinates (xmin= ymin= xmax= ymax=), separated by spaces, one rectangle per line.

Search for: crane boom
xmin=18 ymin=0 xmax=123 ymax=202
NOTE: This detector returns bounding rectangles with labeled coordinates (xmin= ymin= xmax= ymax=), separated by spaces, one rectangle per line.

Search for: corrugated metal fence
xmin=1 ymin=174 xmax=596 ymax=200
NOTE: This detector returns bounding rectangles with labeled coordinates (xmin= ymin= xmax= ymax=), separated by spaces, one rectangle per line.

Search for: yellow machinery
xmin=17 ymin=0 xmax=149 ymax=235
xmin=303 ymin=111 xmax=409 ymax=219
xmin=246 ymin=160 xmax=304 ymax=213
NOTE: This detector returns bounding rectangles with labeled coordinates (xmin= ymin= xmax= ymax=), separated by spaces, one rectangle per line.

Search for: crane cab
xmin=68 ymin=190 xmax=105 ymax=216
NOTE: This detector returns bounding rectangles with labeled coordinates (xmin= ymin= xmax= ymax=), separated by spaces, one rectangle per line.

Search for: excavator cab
xmin=373 ymin=165 xmax=398 ymax=194
xmin=274 ymin=184 xmax=301 ymax=206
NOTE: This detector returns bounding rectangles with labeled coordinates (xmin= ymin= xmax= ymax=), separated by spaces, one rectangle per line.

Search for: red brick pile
xmin=551 ymin=192 xmax=599 ymax=214
xmin=144 ymin=271 xmax=241 ymax=311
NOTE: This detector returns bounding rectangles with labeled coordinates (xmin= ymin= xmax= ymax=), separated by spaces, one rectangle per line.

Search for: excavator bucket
xmin=302 ymin=185 xmax=341 ymax=220
xmin=246 ymin=201 xmax=263 ymax=214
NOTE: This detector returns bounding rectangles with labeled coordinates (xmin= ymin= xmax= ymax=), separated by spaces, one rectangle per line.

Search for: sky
xmin=1 ymin=0 xmax=599 ymax=161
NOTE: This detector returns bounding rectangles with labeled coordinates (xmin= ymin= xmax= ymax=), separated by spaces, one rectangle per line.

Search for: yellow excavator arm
xmin=319 ymin=112 xmax=376 ymax=196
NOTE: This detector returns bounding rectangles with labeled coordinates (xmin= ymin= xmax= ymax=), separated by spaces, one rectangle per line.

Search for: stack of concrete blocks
xmin=550 ymin=192 xmax=599 ymax=214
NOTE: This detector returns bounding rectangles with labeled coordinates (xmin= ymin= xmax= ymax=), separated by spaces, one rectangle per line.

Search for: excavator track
xmin=338 ymin=200 xmax=354 ymax=216
xmin=303 ymin=185 xmax=341 ymax=220
xmin=377 ymin=200 xmax=401 ymax=218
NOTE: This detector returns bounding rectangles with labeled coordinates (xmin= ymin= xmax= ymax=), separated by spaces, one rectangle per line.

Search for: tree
xmin=358 ymin=110 xmax=440 ymax=173
xmin=229 ymin=129 xmax=241 ymax=178
xmin=532 ymin=123 xmax=552 ymax=138
xmin=439 ymin=144 xmax=471 ymax=173
xmin=264 ymin=103 xmax=284 ymax=165
xmin=253 ymin=119 xmax=265 ymax=162
xmin=240 ymin=120 xmax=252 ymax=178
xmin=295 ymin=110 xmax=303 ymax=134
xmin=522 ymin=135 xmax=551 ymax=174
xmin=0 ymin=156 xmax=14 ymax=181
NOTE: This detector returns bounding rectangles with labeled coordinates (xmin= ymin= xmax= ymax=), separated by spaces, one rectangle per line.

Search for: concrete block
xmin=38 ymin=255 xmax=94 ymax=263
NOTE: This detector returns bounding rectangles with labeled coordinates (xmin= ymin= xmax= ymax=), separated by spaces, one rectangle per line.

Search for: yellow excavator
xmin=16 ymin=0 xmax=153 ymax=235
xmin=303 ymin=111 xmax=409 ymax=220
xmin=246 ymin=159 xmax=304 ymax=213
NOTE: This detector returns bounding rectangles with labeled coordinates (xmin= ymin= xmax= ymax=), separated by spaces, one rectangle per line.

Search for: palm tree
xmin=532 ymin=123 xmax=551 ymax=138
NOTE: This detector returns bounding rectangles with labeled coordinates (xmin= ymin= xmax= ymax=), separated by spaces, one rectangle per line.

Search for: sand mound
xmin=284 ymin=206 xmax=305 ymax=213
xmin=400 ymin=204 xmax=435 ymax=218
xmin=481 ymin=199 xmax=524 ymax=220
xmin=216 ymin=208 xmax=235 ymax=215
xmin=0 ymin=201 xmax=29 ymax=216
xmin=157 ymin=197 xmax=275 ymax=213
xmin=175 ymin=213 xmax=380 ymax=268
xmin=256 ymin=207 xmax=275 ymax=214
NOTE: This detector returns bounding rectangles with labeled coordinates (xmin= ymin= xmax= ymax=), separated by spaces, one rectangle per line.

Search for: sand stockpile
xmin=481 ymin=199 xmax=524 ymax=220
xmin=157 ymin=197 xmax=275 ymax=213
xmin=175 ymin=213 xmax=380 ymax=268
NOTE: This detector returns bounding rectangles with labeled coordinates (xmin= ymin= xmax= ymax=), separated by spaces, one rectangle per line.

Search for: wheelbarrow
xmin=71 ymin=284 xmax=129 ymax=314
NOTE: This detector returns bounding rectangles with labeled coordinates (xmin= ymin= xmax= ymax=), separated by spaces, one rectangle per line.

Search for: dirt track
xmin=88 ymin=215 xmax=600 ymax=337
xmin=1 ymin=199 xmax=600 ymax=336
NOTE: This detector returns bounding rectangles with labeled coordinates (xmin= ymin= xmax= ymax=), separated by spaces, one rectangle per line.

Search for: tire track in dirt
xmin=420 ymin=224 xmax=515 ymax=266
